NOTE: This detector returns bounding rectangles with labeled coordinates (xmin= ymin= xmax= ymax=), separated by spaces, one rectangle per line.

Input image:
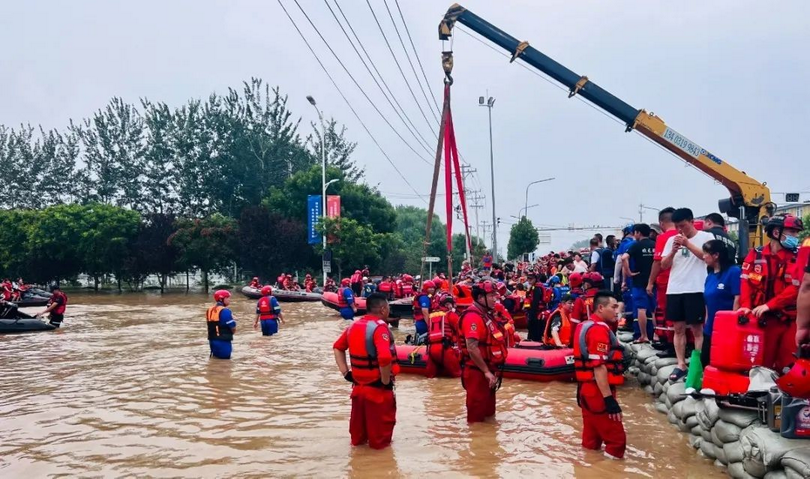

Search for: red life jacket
xmin=351 ymin=273 xmax=362 ymax=284
xmin=402 ymin=283 xmax=414 ymax=297
xmin=493 ymin=304 xmax=519 ymax=348
xmin=50 ymin=291 xmax=68 ymax=315
xmin=573 ymin=319 xmax=624 ymax=385
xmin=347 ymin=318 xmax=399 ymax=384
xmin=412 ymin=294 xmax=430 ymax=321
xmin=458 ymin=307 xmax=508 ymax=367
xmin=256 ymin=296 xmax=278 ymax=320
xmin=378 ymin=281 xmax=392 ymax=293
xmin=338 ymin=287 xmax=350 ymax=308
xmin=427 ymin=311 xmax=457 ymax=345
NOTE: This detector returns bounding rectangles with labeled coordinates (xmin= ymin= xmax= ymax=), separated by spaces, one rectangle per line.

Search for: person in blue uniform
xmin=207 ymin=290 xmax=237 ymax=359
xmin=338 ymin=278 xmax=358 ymax=320
xmin=253 ymin=285 xmax=285 ymax=336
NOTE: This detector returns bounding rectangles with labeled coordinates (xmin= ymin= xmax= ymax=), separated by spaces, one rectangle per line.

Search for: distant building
xmin=725 ymin=202 xmax=809 ymax=235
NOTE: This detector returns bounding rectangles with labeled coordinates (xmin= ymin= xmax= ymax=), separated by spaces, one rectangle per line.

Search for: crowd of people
xmin=206 ymin=208 xmax=810 ymax=458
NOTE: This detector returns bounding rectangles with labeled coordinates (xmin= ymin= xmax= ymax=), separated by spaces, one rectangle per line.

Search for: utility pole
xmin=469 ymin=191 xmax=485 ymax=247
xmin=460 ymin=164 xmax=478 ymax=262
xmin=479 ymin=94 xmax=497 ymax=260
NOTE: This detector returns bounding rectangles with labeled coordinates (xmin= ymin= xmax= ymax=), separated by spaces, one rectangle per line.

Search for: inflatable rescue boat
xmin=396 ymin=341 xmax=574 ymax=382
xmin=321 ymin=291 xmax=367 ymax=314
xmin=241 ymin=286 xmax=322 ymax=302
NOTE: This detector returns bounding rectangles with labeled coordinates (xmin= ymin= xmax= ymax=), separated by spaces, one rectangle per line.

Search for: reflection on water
xmin=0 ymin=293 xmax=726 ymax=478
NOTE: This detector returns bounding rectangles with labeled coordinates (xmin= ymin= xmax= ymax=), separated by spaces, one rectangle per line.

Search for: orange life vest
xmin=453 ymin=284 xmax=473 ymax=308
xmin=427 ymin=311 xmax=457 ymax=346
xmin=523 ymin=286 xmax=534 ymax=310
xmin=206 ymin=305 xmax=233 ymax=341
xmin=458 ymin=307 xmax=508 ymax=367
xmin=542 ymin=307 xmax=572 ymax=347
xmin=741 ymin=246 xmax=797 ymax=321
xmin=347 ymin=318 xmax=400 ymax=385
xmin=337 ymin=287 xmax=350 ymax=308
xmin=573 ymin=320 xmax=624 ymax=385
xmin=256 ymin=296 xmax=278 ymax=320
xmin=412 ymin=294 xmax=430 ymax=322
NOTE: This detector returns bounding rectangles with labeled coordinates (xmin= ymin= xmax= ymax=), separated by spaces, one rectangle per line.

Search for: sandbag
xmin=725 ymin=441 xmax=746 ymax=464
xmin=743 ymin=456 xmax=768 ymax=478
xmin=678 ymin=420 xmax=692 ymax=433
xmin=780 ymin=448 xmax=810 ymax=479
xmin=654 ymin=357 xmax=679 ymax=369
xmin=655 ymin=402 xmax=669 ymax=414
xmin=712 ymin=426 xmax=725 ymax=448
xmin=685 ymin=415 xmax=699 ymax=429
xmin=673 ymin=400 xmax=686 ymax=420
xmin=681 ymin=396 xmax=698 ymax=419
xmin=618 ymin=332 xmax=634 ymax=343
xmin=692 ymin=425 xmax=703 ymax=436
xmin=741 ymin=425 xmax=810 ymax=471
xmin=715 ymin=419 xmax=744 ymax=444
xmin=715 ymin=445 xmax=729 ymax=464
xmin=644 ymin=354 xmax=659 ymax=365
xmin=689 ymin=434 xmax=702 ymax=449
xmin=643 ymin=385 xmax=654 ymax=395
xmin=763 ymin=470 xmax=787 ymax=479
xmin=657 ymin=364 xmax=677 ymax=384
xmin=665 ymin=394 xmax=673 ymax=409
xmin=719 ymin=407 xmax=761 ymax=429
xmin=636 ymin=347 xmax=658 ymax=361
xmin=653 ymin=381 xmax=663 ymax=396
xmin=715 ymin=459 xmax=726 ymax=469
xmin=728 ymin=462 xmax=758 ymax=479
xmin=650 ymin=365 xmax=658 ymax=377
xmin=701 ymin=439 xmax=717 ymax=459
xmin=702 ymin=427 xmax=713 ymax=442
xmin=666 ymin=381 xmax=686 ymax=406
xmin=667 ymin=409 xmax=679 ymax=425
xmin=627 ymin=366 xmax=640 ymax=376
xmin=638 ymin=372 xmax=650 ymax=385
xmin=662 ymin=381 xmax=670 ymax=394
xmin=785 ymin=469 xmax=807 ymax=479
xmin=697 ymin=398 xmax=721 ymax=430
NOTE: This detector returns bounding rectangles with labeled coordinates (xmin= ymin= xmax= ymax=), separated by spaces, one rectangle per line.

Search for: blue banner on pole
xmin=307 ymin=195 xmax=322 ymax=245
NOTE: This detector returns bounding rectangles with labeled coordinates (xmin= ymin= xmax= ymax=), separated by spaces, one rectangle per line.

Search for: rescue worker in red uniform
xmin=249 ymin=277 xmax=261 ymax=289
xmin=494 ymin=281 xmax=521 ymax=347
xmin=333 ymin=293 xmax=398 ymax=449
xmin=458 ymin=280 xmax=508 ymax=423
xmin=572 ymin=273 xmax=603 ymax=327
xmin=794 ymin=237 xmax=810 ymax=351
xmin=377 ymin=276 xmax=394 ymax=300
xmin=304 ymin=274 xmax=316 ymax=293
xmin=401 ymin=274 xmax=414 ymax=297
xmin=253 ymin=285 xmax=285 ymax=336
xmin=412 ymin=280 xmax=435 ymax=337
xmin=350 ymin=270 xmax=363 ymax=296
xmin=36 ymin=283 xmax=68 ymax=327
xmin=738 ymin=215 xmax=803 ymax=372
xmin=1 ymin=279 xmax=12 ymax=301
xmin=282 ymin=274 xmax=294 ymax=291
xmin=425 ymin=294 xmax=461 ymax=378
xmin=543 ymin=294 xmax=575 ymax=348
xmin=568 ymin=272 xmax=584 ymax=299
xmin=573 ymin=290 xmax=626 ymax=459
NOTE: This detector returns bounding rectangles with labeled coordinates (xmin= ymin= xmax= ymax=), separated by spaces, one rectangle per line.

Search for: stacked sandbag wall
xmin=622 ymin=337 xmax=810 ymax=479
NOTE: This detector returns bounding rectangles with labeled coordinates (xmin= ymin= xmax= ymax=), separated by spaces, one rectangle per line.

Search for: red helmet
xmin=261 ymin=285 xmax=273 ymax=296
xmin=472 ymin=279 xmax=497 ymax=297
xmin=584 ymin=272 xmax=604 ymax=285
xmin=777 ymin=357 xmax=810 ymax=399
xmin=422 ymin=280 xmax=436 ymax=292
xmin=341 ymin=278 xmax=351 ymax=286
xmin=569 ymin=272 xmax=583 ymax=288
xmin=496 ymin=281 xmax=508 ymax=297
xmin=435 ymin=293 xmax=455 ymax=311
xmin=402 ymin=274 xmax=413 ymax=282
xmin=213 ymin=290 xmax=231 ymax=302
xmin=766 ymin=214 xmax=805 ymax=237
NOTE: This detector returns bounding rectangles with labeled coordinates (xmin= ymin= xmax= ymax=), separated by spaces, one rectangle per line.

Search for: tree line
xmin=0 ymin=79 xmax=485 ymax=290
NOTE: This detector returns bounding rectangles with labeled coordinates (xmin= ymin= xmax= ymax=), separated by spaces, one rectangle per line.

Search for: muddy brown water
xmin=0 ymin=293 xmax=727 ymax=478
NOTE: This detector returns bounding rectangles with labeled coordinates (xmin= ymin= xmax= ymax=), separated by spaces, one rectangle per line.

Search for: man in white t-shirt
xmin=661 ymin=208 xmax=715 ymax=381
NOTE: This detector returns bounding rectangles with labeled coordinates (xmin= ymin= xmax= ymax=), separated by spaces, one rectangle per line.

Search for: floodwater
xmin=0 ymin=293 xmax=727 ymax=478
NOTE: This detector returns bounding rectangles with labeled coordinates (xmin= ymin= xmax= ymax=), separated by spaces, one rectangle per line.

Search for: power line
xmin=290 ymin=0 xmax=432 ymax=166
xmin=381 ymin=0 xmax=440 ymax=125
xmin=327 ymin=0 xmax=435 ymax=156
xmin=365 ymin=0 xmax=435 ymax=133
xmin=393 ymin=0 xmax=442 ymax=115
xmin=276 ymin=0 xmax=426 ymax=203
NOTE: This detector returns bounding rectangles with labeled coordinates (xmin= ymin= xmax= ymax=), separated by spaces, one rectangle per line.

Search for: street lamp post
xmin=479 ymin=95 xmax=497 ymax=258
xmin=307 ymin=95 xmax=328 ymax=287
xmin=518 ymin=203 xmax=540 ymax=219
xmin=524 ymin=178 xmax=555 ymax=219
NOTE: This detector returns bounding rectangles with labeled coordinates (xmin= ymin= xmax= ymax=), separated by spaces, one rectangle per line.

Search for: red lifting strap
xmin=442 ymin=83 xmax=472 ymax=254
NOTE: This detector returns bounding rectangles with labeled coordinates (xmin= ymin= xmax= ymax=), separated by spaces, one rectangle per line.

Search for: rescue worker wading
xmin=333 ymin=293 xmax=398 ymax=449
xmin=425 ymin=294 xmax=461 ymax=378
xmin=412 ymin=280 xmax=435 ymax=337
xmin=207 ymin=290 xmax=237 ymax=359
xmin=338 ymin=278 xmax=358 ymax=320
xmin=459 ymin=280 xmax=508 ymax=423
xmin=543 ymin=294 xmax=575 ymax=348
xmin=738 ymin=214 xmax=803 ymax=372
xmin=253 ymin=285 xmax=285 ymax=336
xmin=573 ymin=290 xmax=626 ymax=459
xmin=36 ymin=282 xmax=68 ymax=327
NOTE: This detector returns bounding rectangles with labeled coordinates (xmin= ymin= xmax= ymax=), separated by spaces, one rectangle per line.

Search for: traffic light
xmin=497 ymin=217 xmax=501 ymax=225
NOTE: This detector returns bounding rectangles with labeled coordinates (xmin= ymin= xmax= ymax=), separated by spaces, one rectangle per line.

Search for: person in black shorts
xmin=622 ymin=224 xmax=656 ymax=343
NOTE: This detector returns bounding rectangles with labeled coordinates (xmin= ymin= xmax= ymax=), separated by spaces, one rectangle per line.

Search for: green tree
xmin=26 ymin=204 xmax=90 ymax=283
xmin=801 ymin=214 xmax=810 ymax=242
xmin=307 ymin=118 xmax=362 ymax=182
xmin=169 ymin=214 xmax=238 ymax=293
xmin=507 ymin=217 xmax=540 ymax=260
xmin=125 ymin=213 xmax=180 ymax=292
xmin=319 ymin=217 xmax=383 ymax=278
xmin=238 ymin=206 xmax=316 ymax=279
xmin=78 ymin=204 xmax=141 ymax=291
xmin=0 ymin=209 xmax=38 ymax=278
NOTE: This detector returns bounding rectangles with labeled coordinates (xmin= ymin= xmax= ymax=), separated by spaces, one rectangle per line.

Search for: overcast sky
xmin=3 ymin=1 xmax=808 ymax=254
